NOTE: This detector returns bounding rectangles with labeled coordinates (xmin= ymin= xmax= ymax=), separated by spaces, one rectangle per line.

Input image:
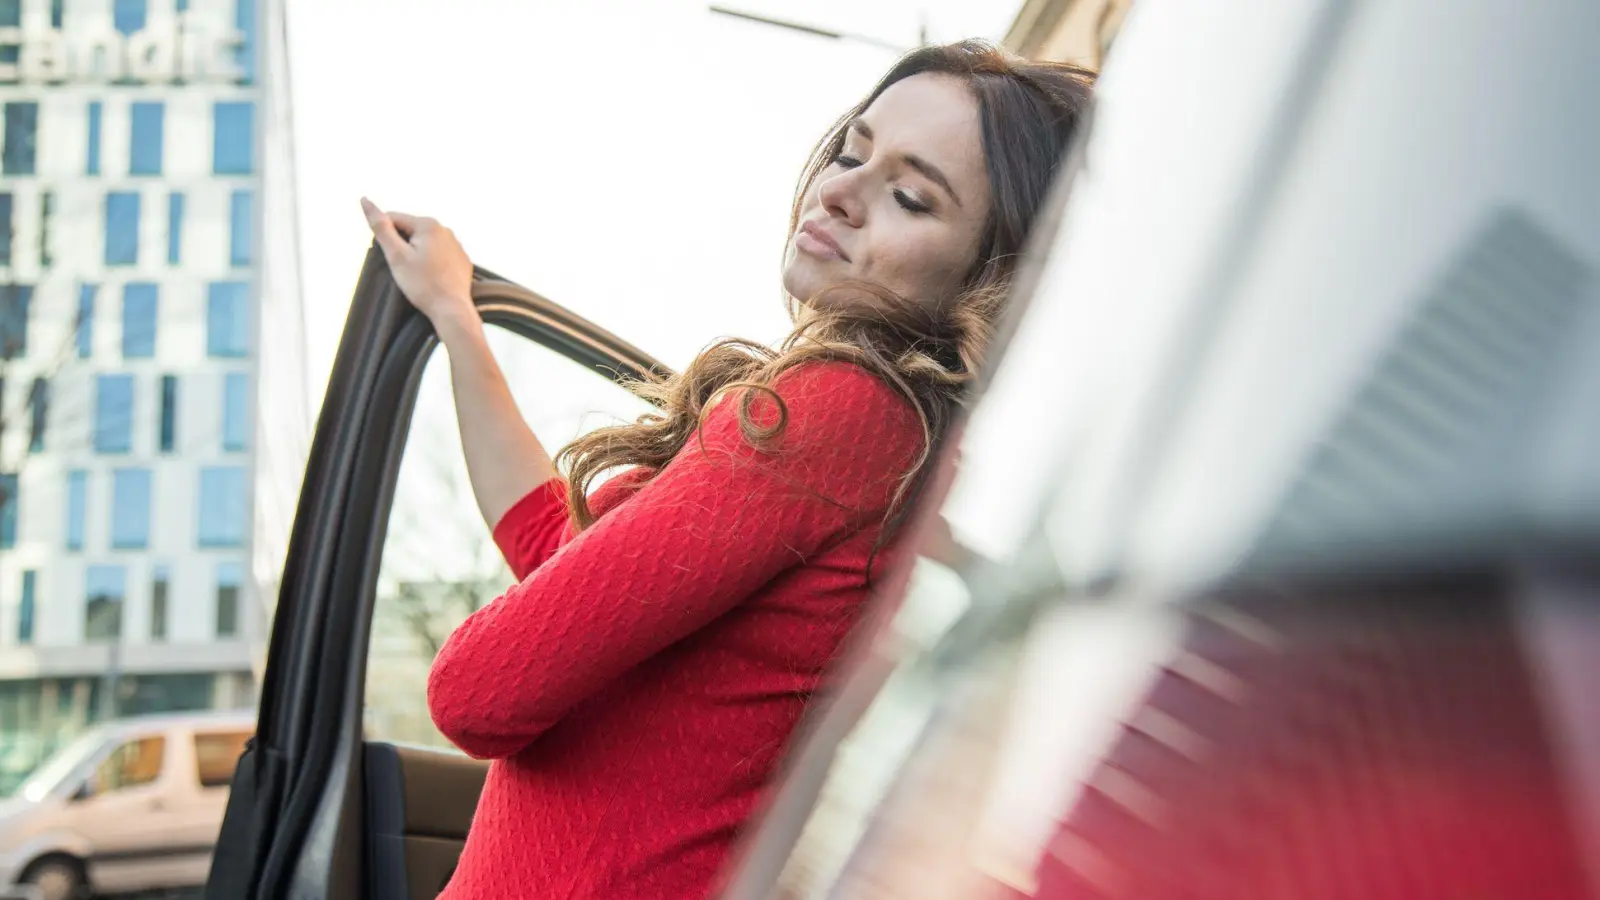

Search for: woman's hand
xmin=360 ymin=197 xmax=476 ymax=332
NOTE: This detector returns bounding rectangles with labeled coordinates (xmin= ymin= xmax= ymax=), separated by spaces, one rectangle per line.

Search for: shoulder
xmin=693 ymin=360 xmax=925 ymax=494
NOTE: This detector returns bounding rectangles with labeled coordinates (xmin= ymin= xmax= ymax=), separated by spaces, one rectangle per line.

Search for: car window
xmin=363 ymin=323 xmax=655 ymax=750
xmin=194 ymin=730 xmax=253 ymax=788
xmin=91 ymin=736 xmax=166 ymax=794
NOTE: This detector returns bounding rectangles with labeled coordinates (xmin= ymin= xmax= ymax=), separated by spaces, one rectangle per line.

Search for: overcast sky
xmin=285 ymin=0 xmax=1023 ymax=400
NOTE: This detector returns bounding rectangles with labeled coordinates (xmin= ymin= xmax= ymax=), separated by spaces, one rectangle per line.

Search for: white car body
xmin=0 ymin=710 xmax=255 ymax=898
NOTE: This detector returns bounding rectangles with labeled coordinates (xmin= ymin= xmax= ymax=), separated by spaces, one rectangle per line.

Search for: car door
xmin=205 ymin=250 xmax=668 ymax=900
xmin=67 ymin=729 xmax=199 ymax=894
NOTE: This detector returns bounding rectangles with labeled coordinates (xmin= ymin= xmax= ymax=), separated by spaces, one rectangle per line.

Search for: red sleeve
xmin=427 ymin=362 xmax=923 ymax=759
xmin=491 ymin=478 xmax=573 ymax=581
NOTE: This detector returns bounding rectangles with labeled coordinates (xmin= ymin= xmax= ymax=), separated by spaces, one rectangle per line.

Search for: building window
xmin=0 ymin=192 xmax=11 ymax=265
xmin=222 ymin=372 xmax=250 ymax=451
xmin=94 ymin=373 xmax=134 ymax=453
xmin=0 ymin=472 xmax=15 ymax=549
xmin=236 ymin=0 xmax=257 ymax=84
xmin=65 ymin=470 xmax=87 ymax=551
xmin=122 ymin=283 xmax=158 ymax=357
xmin=150 ymin=565 xmax=169 ymax=641
xmin=38 ymin=191 xmax=52 ymax=267
xmin=113 ymin=0 xmax=146 ymax=35
xmin=3 ymin=102 xmax=37 ymax=176
xmin=111 ymin=468 xmax=151 ymax=549
xmin=50 ymin=0 xmax=62 ymax=29
xmin=206 ymin=282 xmax=250 ymax=357
xmin=167 ymin=192 xmax=183 ymax=264
xmin=198 ymin=466 xmax=247 ymax=548
xmin=129 ymin=101 xmax=164 ymax=176
xmin=0 ymin=283 xmax=29 ymax=358
xmin=27 ymin=377 xmax=47 ymax=453
xmin=105 ymin=192 xmax=140 ymax=266
xmin=77 ymin=284 xmax=95 ymax=358
xmin=159 ymin=374 xmax=177 ymax=452
xmin=229 ymin=189 xmax=253 ymax=267
xmin=18 ymin=570 xmax=35 ymax=645
xmin=216 ymin=561 xmax=242 ymax=638
xmin=213 ymin=102 xmax=254 ymax=175
xmin=0 ymin=1 xmax=14 ymax=79
xmin=85 ymin=565 xmax=126 ymax=641
xmin=86 ymin=101 xmax=102 ymax=175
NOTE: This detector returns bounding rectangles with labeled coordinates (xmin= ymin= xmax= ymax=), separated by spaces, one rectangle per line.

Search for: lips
xmin=797 ymin=220 xmax=850 ymax=262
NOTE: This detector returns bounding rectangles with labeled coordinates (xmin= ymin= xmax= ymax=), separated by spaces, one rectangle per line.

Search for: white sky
xmin=285 ymin=0 xmax=1023 ymax=400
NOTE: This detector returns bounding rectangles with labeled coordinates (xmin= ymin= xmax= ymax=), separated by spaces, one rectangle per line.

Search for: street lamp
xmin=708 ymin=4 xmax=927 ymax=54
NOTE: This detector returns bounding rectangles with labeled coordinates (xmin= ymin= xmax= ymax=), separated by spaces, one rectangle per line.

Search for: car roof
xmin=93 ymin=709 xmax=258 ymax=738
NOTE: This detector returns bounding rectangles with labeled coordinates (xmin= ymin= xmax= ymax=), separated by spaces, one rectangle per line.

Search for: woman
xmin=360 ymin=39 xmax=1092 ymax=900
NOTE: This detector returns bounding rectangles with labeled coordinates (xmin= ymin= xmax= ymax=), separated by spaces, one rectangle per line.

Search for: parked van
xmin=0 ymin=710 xmax=254 ymax=900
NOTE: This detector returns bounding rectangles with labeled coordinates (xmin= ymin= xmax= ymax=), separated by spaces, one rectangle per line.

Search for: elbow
xmin=425 ymin=652 xmax=559 ymax=760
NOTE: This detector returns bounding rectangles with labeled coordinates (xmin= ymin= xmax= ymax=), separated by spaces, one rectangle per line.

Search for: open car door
xmin=205 ymin=249 xmax=668 ymax=900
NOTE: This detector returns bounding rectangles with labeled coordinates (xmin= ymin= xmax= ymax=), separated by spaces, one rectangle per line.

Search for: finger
xmin=385 ymin=210 xmax=432 ymax=238
xmin=360 ymin=197 xmax=409 ymax=258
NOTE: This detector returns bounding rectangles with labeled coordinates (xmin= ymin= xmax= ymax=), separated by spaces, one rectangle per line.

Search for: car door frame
xmin=207 ymin=247 xmax=669 ymax=899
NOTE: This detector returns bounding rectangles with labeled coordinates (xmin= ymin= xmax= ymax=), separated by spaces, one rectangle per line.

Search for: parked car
xmin=0 ymin=711 xmax=254 ymax=900
xmin=207 ymin=0 xmax=1600 ymax=897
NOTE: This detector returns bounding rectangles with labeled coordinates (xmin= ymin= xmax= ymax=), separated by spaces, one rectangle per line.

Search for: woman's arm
xmin=360 ymin=198 xmax=564 ymax=540
xmin=425 ymin=362 xmax=924 ymax=760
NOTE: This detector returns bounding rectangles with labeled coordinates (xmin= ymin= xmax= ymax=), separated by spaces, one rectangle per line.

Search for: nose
xmin=817 ymin=167 xmax=865 ymax=228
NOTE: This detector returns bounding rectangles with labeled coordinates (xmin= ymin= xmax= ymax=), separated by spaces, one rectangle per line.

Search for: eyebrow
xmin=846 ymin=118 xmax=964 ymax=209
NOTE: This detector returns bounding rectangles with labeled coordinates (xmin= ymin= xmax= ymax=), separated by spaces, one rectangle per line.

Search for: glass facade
xmin=213 ymin=102 xmax=254 ymax=175
xmin=223 ymin=372 xmax=250 ymax=451
xmin=0 ymin=0 xmax=277 ymax=785
xmin=65 ymin=470 xmax=87 ymax=551
xmin=111 ymin=469 xmax=152 ymax=549
xmin=197 ymin=467 xmax=247 ymax=548
xmin=105 ymin=192 xmax=140 ymax=266
xmin=130 ymin=101 xmax=164 ymax=175
xmin=122 ymin=283 xmax=159 ymax=358
xmin=94 ymin=374 xmax=135 ymax=454
xmin=207 ymin=282 xmax=251 ymax=357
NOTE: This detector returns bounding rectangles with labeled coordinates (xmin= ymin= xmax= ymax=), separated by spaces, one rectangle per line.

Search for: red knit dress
xmin=428 ymin=361 xmax=923 ymax=899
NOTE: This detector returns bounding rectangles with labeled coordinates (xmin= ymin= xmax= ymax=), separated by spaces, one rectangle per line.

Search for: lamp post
xmin=708 ymin=5 xmax=927 ymax=54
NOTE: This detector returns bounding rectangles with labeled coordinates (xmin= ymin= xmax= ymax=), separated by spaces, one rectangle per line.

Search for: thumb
xmin=360 ymin=197 xmax=410 ymax=259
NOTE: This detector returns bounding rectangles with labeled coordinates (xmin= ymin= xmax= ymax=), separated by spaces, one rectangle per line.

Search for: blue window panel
xmin=0 ymin=1 xmax=18 ymax=27
xmin=206 ymin=282 xmax=251 ymax=357
xmin=50 ymin=0 xmax=62 ymax=28
xmin=212 ymin=102 xmax=254 ymax=174
xmin=3 ymin=102 xmax=37 ymax=176
xmin=113 ymin=0 xmax=146 ymax=35
xmin=86 ymin=101 xmax=102 ymax=175
xmin=111 ymin=468 xmax=151 ymax=549
xmin=0 ymin=284 xmax=29 ymax=359
xmin=215 ymin=560 xmax=242 ymax=637
xmin=65 ymin=470 xmax=86 ymax=551
xmin=229 ymin=190 xmax=253 ymax=267
xmin=159 ymin=374 xmax=177 ymax=452
xmin=129 ymin=102 xmax=163 ymax=175
xmin=18 ymin=570 xmax=35 ymax=644
xmin=198 ymin=467 xmax=247 ymax=548
xmin=121 ymin=283 xmax=158 ymax=358
xmin=167 ymin=193 xmax=184 ymax=264
xmin=0 ymin=472 xmax=15 ymax=549
xmin=0 ymin=192 xmax=12 ymax=266
xmin=77 ymin=284 xmax=96 ymax=358
xmin=105 ymin=192 xmax=140 ymax=266
xmin=27 ymin=377 xmax=47 ymax=453
xmin=176 ymin=0 xmax=188 ymax=10
xmin=94 ymin=374 xmax=134 ymax=454
xmin=235 ymin=0 xmax=256 ymax=84
xmin=222 ymin=372 xmax=250 ymax=451
xmin=84 ymin=565 xmax=126 ymax=640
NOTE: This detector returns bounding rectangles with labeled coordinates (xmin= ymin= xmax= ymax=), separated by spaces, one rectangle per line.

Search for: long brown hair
xmin=558 ymin=41 xmax=1094 ymax=555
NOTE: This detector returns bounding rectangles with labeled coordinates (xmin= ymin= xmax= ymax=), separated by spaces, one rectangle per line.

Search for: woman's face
xmin=783 ymin=73 xmax=993 ymax=311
